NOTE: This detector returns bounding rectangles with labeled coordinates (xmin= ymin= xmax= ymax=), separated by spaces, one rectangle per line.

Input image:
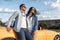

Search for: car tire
xmin=54 ymin=35 xmax=60 ymax=40
xmin=2 ymin=38 xmax=16 ymax=40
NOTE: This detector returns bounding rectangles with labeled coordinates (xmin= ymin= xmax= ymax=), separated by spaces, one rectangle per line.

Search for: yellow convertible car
xmin=0 ymin=26 xmax=60 ymax=40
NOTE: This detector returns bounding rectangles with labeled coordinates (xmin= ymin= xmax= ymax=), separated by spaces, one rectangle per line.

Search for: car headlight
xmin=54 ymin=35 xmax=60 ymax=40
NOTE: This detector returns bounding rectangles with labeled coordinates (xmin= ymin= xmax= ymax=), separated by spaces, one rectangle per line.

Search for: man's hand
xmin=31 ymin=32 xmax=35 ymax=36
xmin=7 ymin=27 xmax=11 ymax=32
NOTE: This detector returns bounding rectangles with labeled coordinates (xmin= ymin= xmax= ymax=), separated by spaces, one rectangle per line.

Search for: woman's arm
xmin=32 ymin=16 xmax=38 ymax=32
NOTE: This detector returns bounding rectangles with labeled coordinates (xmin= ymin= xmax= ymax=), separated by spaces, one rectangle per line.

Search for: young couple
xmin=7 ymin=4 xmax=38 ymax=40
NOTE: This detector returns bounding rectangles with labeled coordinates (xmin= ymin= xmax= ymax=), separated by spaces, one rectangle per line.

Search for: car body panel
xmin=34 ymin=30 xmax=60 ymax=40
xmin=0 ymin=26 xmax=60 ymax=40
xmin=0 ymin=26 xmax=18 ymax=40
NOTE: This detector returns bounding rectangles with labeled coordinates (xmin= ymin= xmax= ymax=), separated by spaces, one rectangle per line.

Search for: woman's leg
xmin=25 ymin=30 xmax=33 ymax=40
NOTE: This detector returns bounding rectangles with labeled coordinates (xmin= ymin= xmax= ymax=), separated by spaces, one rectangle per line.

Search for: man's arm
xmin=7 ymin=11 xmax=18 ymax=31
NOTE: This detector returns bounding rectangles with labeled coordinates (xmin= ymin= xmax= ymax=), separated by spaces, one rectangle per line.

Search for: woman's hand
xmin=31 ymin=32 xmax=35 ymax=36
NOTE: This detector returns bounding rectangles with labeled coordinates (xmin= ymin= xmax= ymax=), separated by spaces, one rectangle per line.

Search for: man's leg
xmin=25 ymin=30 xmax=33 ymax=40
xmin=16 ymin=29 xmax=26 ymax=40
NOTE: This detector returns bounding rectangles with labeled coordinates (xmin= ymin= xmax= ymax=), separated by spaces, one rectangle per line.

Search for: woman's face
xmin=30 ymin=8 xmax=35 ymax=14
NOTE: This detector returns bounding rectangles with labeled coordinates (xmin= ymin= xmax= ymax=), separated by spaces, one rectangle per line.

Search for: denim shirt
xmin=7 ymin=11 xmax=38 ymax=32
xmin=27 ymin=15 xmax=38 ymax=33
xmin=7 ymin=11 xmax=27 ymax=32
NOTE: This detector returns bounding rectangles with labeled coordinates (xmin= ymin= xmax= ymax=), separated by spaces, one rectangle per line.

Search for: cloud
xmin=43 ymin=1 xmax=50 ymax=6
xmin=41 ymin=15 xmax=60 ymax=20
xmin=4 ymin=0 xmax=12 ymax=2
xmin=41 ymin=15 xmax=56 ymax=20
xmin=4 ymin=8 xmax=18 ymax=12
xmin=0 ymin=8 xmax=18 ymax=13
xmin=51 ymin=0 xmax=60 ymax=9
xmin=39 ymin=10 xmax=60 ymax=20
xmin=43 ymin=11 xmax=50 ymax=14
xmin=42 ymin=15 xmax=51 ymax=18
xmin=0 ymin=8 xmax=3 ymax=12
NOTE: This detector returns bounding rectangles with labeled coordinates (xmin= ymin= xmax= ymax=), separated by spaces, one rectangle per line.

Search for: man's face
xmin=21 ymin=5 xmax=26 ymax=11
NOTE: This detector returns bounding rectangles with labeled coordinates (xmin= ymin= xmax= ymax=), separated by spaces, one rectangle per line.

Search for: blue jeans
xmin=16 ymin=28 xmax=33 ymax=40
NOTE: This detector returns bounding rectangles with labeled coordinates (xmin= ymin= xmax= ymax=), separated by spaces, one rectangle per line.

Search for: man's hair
xmin=19 ymin=4 xmax=25 ymax=9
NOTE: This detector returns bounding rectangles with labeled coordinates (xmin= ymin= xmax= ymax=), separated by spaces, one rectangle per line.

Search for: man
xmin=7 ymin=4 xmax=33 ymax=40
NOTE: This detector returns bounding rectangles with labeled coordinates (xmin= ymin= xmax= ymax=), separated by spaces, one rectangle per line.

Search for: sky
xmin=0 ymin=0 xmax=60 ymax=22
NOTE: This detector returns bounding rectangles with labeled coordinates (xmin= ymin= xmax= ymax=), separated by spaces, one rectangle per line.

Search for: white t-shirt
xmin=20 ymin=13 xmax=27 ymax=28
xmin=27 ymin=16 xmax=32 ymax=32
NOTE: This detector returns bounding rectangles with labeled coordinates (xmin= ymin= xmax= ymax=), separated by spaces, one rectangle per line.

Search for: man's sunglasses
xmin=22 ymin=6 xmax=26 ymax=8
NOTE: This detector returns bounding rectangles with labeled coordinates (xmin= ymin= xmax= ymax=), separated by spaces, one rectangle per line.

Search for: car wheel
xmin=2 ymin=37 xmax=16 ymax=40
xmin=54 ymin=35 xmax=60 ymax=40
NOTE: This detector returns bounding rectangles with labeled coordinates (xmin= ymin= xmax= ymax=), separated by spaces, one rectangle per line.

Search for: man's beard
xmin=23 ymin=9 xmax=26 ymax=11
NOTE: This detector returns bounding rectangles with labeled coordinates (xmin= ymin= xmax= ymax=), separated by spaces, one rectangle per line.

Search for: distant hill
xmin=38 ymin=19 xmax=60 ymax=29
xmin=0 ymin=20 xmax=5 ymax=26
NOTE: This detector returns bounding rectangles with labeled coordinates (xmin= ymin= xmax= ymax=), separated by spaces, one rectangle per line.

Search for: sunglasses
xmin=22 ymin=6 xmax=26 ymax=8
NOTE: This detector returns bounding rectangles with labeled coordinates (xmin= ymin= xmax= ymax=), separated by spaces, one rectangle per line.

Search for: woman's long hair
xmin=27 ymin=7 xmax=37 ymax=17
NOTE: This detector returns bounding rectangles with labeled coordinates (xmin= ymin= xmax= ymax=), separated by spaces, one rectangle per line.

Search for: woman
xmin=27 ymin=7 xmax=38 ymax=37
